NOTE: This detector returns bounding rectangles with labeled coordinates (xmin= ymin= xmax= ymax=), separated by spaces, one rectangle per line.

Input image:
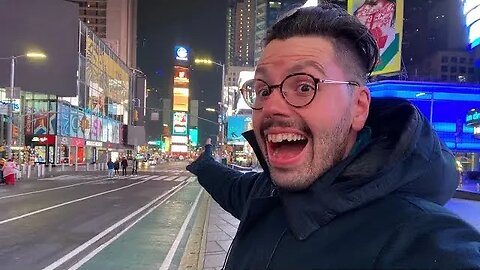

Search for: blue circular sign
xmin=176 ymin=47 xmax=188 ymax=59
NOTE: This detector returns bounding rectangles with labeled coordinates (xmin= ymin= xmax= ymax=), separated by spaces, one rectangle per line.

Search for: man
xmin=187 ymin=3 xmax=480 ymax=269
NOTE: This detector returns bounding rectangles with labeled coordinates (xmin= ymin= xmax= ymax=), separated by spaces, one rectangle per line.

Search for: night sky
xmin=137 ymin=0 xmax=227 ymax=143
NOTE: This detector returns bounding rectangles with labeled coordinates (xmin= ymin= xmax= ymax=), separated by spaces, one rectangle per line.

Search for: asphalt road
xmin=0 ymin=161 xmax=199 ymax=270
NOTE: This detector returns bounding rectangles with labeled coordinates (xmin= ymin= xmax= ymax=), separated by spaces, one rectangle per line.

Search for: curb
xmin=178 ymin=190 xmax=210 ymax=269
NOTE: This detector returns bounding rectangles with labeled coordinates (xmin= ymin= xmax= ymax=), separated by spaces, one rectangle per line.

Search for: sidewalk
xmin=202 ymin=199 xmax=239 ymax=270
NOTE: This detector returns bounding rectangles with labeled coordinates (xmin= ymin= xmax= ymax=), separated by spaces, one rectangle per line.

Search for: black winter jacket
xmin=187 ymin=98 xmax=480 ymax=269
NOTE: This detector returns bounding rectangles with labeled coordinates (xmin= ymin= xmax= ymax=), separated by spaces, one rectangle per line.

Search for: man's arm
xmin=187 ymin=141 xmax=261 ymax=219
xmin=374 ymin=212 xmax=480 ymax=268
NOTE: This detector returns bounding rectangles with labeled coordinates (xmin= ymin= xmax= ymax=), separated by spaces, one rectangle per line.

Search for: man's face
xmin=252 ymin=36 xmax=370 ymax=191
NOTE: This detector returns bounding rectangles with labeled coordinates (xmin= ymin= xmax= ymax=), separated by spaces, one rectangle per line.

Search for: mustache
xmin=260 ymin=117 xmax=310 ymax=135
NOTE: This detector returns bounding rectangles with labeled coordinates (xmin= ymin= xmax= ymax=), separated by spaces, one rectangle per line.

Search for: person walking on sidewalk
xmin=114 ymin=158 xmax=120 ymax=176
xmin=107 ymin=158 xmax=115 ymax=178
xmin=121 ymin=157 xmax=128 ymax=176
xmin=187 ymin=3 xmax=480 ymax=269
xmin=3 ymin=159 xmax=17 ymax=185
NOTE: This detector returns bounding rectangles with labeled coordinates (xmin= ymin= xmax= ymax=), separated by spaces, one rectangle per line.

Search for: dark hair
xmin=264 ymin=3 xmax=379 ymax=83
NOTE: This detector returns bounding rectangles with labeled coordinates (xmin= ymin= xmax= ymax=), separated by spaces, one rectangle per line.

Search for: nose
xmin=261 ymin=87 xmax=292 ymax=117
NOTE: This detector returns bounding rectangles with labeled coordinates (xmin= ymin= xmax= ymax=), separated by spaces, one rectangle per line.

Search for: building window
xmin=450 ymin=75 xmax=457 ymax=81
xmin=441 ymin=75 xmax=448 ymax=81
xmin=441 ymin=56 xmax=448 ymax=63
xmin=459 ymin=66 xmax=466 ymax=73
xmin=450 ymin=66 xmax=457 ymax=73
xmin=460 ymin=57 xmax=466 ymax=64
xmin=450 ymin=57 xmax=457 ymax=63
xmin=441 ymin=66 xmax=448 ymax=72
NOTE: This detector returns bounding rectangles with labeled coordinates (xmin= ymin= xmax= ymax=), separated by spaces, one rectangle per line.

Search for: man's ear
xmin=352 ymin=86 xmax=370 ymax=131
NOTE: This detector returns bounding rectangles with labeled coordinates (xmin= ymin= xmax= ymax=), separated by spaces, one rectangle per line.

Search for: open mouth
xmin=266 ymin=132 xmax=308 ymax=167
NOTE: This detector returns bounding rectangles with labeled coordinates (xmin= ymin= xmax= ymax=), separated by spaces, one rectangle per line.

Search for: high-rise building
xmin=68 ymin=0 xmax=137 ymax=67
xmin=226 ymin=0 xmax=256 ymax=67
xmin=254 ymin=0 xmax=306 ymax=64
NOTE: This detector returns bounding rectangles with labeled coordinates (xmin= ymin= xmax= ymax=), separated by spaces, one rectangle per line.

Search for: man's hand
xmin=186 ymin=138 xmax=214 ymax=174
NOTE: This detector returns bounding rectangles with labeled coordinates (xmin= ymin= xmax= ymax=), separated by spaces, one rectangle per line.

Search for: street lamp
xmin=416 ymin=92 xmax=434 ymax=125
xmin=194 ymin=58 xmax=226 ymax=146
xmin=0 ymin=51 xmax=47 ymax=158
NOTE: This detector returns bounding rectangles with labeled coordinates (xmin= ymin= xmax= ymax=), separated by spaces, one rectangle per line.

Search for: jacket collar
xmin=242 ymin=128 xmax=373 ymax=240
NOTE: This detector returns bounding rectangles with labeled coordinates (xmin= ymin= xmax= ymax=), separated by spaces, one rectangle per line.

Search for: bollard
xmin=49 ymin=163 xmax=52 ymax=172
xmin=37 ymin=164 xmax=41 ymax=178
xmin=27 ymin=165 xmax=31 ymax=179
xmin=86 ymin=163 xmax=90 ymax=171
xmin=75 ymin=162 xmax=78 ymax=171
xmin=94 ymin=163 xmax=97 ymax=171
xmin=62 ymin=162 xmax=65 ymax=171
xmin=41 ymin=164 xmax=46 ymax=177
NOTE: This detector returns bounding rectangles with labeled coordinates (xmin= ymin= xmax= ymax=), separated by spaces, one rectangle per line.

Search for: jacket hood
xmin=243 ymin=97 xmax=459 ymax=240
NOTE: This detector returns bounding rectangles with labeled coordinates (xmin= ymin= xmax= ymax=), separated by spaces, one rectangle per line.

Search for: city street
xmin=0 ymin=161 xmax=200 ymax=270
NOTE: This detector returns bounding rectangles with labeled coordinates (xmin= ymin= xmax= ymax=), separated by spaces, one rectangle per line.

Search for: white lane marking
xmin=152 ymin=176 xmax=168 ymax=181
xmin=44 ymin=181 xmax=187 ymax=270
xmin=187 ymin=177 xmax=196 ymax=183
xmin=67 ymin=182 xmax=190 ymax=270
xmin=164 ymin=176 xmax=178 ymax=182
xmin=0 ymin=179 xmax=104 ymax=200
xmin=159 ymin=189 xmax=203 ymax=270
xmin=0 ymin=179 xmax=151 ymax=226
xmin=144 ymin=175 xmax=158 ymax=180
xmin=174 ymin=176 xmax=189 ymax=182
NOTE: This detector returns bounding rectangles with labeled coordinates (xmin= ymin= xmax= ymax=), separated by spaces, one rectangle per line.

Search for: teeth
xmin=267 ymin=133 xmax=306 ymax=143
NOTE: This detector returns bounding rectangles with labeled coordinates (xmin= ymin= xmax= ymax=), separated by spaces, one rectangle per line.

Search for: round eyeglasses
xmin=240 ymin=73 xmax=359 ymax=110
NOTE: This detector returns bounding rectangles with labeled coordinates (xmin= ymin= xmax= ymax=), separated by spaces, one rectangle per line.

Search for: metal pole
xmin=220 ymin=63 xmax=225 ymax=146
xmin=7 ymin=57 xmax=15 ymax=159
xmin=430 ymin=93 xmax=434 ymax=125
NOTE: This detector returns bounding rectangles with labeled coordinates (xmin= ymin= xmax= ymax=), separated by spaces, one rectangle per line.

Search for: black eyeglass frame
xmin=240 ymin=72 xmax=360 ymax=110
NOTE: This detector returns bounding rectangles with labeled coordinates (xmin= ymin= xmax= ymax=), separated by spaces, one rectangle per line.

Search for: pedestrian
xmin=187 ymin=3 xmax=480 ymax=269
xmin=121 ymin=157 xmax=128 ymax=176
xmin=3 ymin=159 xmax=17 ymax=185
xmin=114 ymin=158 xmax=120 ymax=176
xmin=131 ymin=158 xmax=138 ymax=175
xmin=107 ymin=158 xmax=114 ymax=178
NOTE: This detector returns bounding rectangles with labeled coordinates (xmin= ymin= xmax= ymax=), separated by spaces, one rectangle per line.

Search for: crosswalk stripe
xmin=152 ymin=176 xmax=167 ymax=181
xmin=174 ymin=176 xmax=189 ymax=182
xmin=164 ymin=176 xmax=177 ymax=181
xmin=144 ymin=175 xmax=157 ymax=180
xmin=187 ymin=177 xmax=196 ymax=183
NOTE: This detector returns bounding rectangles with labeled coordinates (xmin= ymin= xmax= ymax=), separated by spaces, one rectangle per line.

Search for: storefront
xmin=56 ymin=136 xmax=71 ymax=164
xmin=25 ymin=135 xmax=56 ymax=164
xmin=85 ymin=140 xmax=104 ymax=164
xmin=70 ymin=138 xmax=85 ymax=165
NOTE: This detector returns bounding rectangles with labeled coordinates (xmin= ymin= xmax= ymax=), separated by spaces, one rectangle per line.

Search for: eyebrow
xmin=287 ymin=60 xmax=326 ymax=76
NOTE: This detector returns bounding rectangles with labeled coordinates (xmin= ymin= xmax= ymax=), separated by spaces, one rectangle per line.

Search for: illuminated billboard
xmin=464 ymin=0 xmax=480 ymax=49
xmin=172 ymin=112 xmax=188 ymax=136
xmin=174 ymin=66 xmax=190 ymax=88
xmin=348 ymin=0 xmax=404 ymax=75
xmin=174 ymin=46 xmax=189 ymax=62
xmin=173 ymin=87 xmax=189 ymax=112
xmin=189 ymin=128 xmax=198 ymax=147
xmin=227 ymin=115 xmax=252 ymax=145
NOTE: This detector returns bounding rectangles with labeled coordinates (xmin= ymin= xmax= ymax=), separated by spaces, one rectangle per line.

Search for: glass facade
xmin=0 ymin=22 xmax=133 ymax=165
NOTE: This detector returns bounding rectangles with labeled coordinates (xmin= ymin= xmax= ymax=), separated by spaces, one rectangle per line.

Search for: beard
xmin=259 ymin=112 xmax=352 ymax=192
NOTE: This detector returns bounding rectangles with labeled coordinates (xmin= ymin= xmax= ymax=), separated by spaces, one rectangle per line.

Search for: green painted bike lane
xmin=78 ymin=181 xmax=202 ymax=270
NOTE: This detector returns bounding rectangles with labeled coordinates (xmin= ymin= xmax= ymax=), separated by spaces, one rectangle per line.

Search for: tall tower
xmin=68 ymin=0 xmax=137 ymax=67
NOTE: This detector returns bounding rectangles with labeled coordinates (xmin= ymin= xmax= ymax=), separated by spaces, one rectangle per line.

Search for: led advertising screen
xmin=172 ymin=112 xmax=188 ymax=136
xmin=189 ymin=128 xmax=198 ymax=147
xmin=348 ymin=0 xmax=404 ymax=75
xmin=173 ymin=66 xmax=190 ymax=88
xmin=227 ymin=115 xmax=251 ymax=145
xmin=464 ymin=0 xmax=480 ymax=49
xmin=174 ymin=46 xmax=189 ymax=62
xmin=173 ymin=87 xmax=189 ymax=112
